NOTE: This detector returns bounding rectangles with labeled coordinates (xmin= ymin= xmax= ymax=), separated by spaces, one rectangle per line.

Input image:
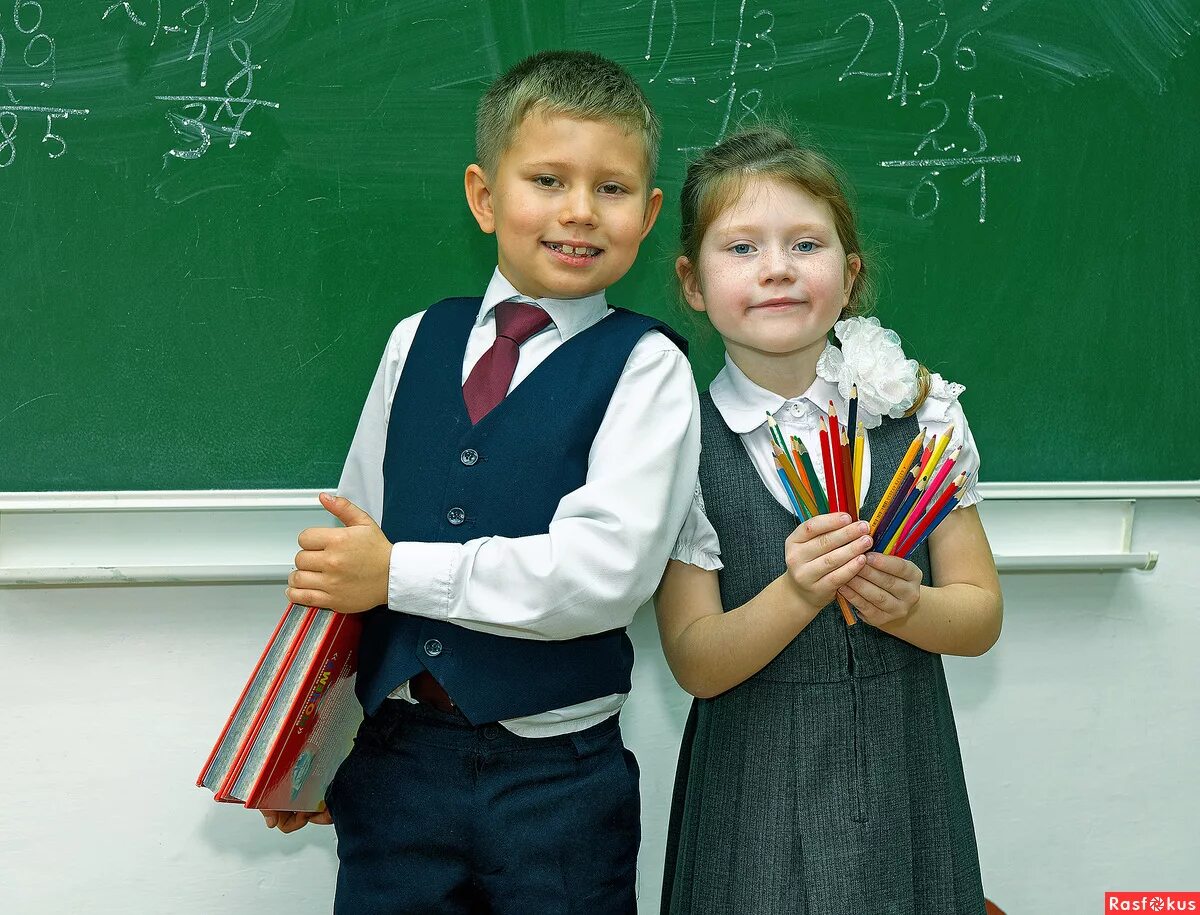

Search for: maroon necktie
xmin=462 ymin=299 xmax=553 ymax=424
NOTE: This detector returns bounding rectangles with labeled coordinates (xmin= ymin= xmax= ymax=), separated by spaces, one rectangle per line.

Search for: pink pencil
xmin=894 ymin=473 xmax=967 ymax=557
xmin=893 ymin=447 xmax=961 ymax=549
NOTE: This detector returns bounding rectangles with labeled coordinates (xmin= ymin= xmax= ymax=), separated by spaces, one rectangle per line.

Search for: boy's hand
xmin=261 ymin=808 xmax=333 ymax=833
xmin=838 ymin=552 xmax=923 ymax=628
xmin=286 ymin=492 xmax=391 ymax=613
xmin=784 ymin=513 xmax=873 ymax=612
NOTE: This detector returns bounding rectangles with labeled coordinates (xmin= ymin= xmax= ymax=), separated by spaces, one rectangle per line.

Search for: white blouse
xmin=671 ymin=348 xmax=982 ymax=570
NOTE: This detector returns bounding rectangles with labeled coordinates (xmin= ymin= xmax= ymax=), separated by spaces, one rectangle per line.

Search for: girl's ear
xmin=676 ymin=256 xmax=706 ymax=312
xmin=464 ymin=164 xmax=495 ymax=234
xmin=843 ymin=253 xmax=862 ymax=305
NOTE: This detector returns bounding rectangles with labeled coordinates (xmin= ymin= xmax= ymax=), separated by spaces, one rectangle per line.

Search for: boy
xmin=268 ymin=50 xmax=700 ymax=914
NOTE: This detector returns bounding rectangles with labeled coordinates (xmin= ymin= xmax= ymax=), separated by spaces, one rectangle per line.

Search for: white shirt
xmin=337 ymin=268 xmax=701 ymax=737
xmin=671 ymin=350 xmax=982 ymax=569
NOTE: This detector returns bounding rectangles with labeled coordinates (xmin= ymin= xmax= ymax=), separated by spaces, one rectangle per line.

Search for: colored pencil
xmin=846 ymin=385 xmax=859 ymax=498
xmin=868 ymin=427 xmax=924 ymax=534
xmin=775 ymin=446 xmax=816 ymax=518
xmin=775 ymin=457 xmax=808 ymax=520
xmin=836 ymin=593 xmax=857 ymax=627
xmin=819 ymin=417 xmax=837 ymax=515
xmin=896 ymin=473 xmax=967 ymax=558
xmin=765 ymin=413 xmax=789 ymax=456
xmin=894 ymin=447 xmax=961 ymax=549
xmin=827 ymin=405 xmax=846 ymax=513
xmin=853 ymin=421 xmax=865 ymax=517
xmin=839 ymin=424 xmax=858 ymax=521
xmin=795 ymin=436 xmax=829 ymax=514
xmin=920 ymin=424 xmax=955 ymax=486
xmin=883 ymin=478 xmax=927 ymax=554
xmin=877 ymin=472 xmax=924 ymax=552
xmin=873 ymin=460 xmax=922 ymax=543
xmin=787 ymin=440 xmax=819 ymax=514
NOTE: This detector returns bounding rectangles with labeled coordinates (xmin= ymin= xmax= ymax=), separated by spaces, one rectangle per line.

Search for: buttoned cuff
xmin=387 ymin=541 xmax=456 ymax=618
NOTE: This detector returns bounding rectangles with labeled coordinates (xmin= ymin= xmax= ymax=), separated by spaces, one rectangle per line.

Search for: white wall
xmin=1 ymin=492 xmax=1196 ymax=913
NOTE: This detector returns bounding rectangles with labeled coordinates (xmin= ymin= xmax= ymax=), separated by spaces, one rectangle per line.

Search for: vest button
xmin=446 ymin=507 xmax=466 ymax=525
xmin=423 ymin=639 xmax=443 ymax=657
xmin=460 ymin=449 xmax=479 ymax=466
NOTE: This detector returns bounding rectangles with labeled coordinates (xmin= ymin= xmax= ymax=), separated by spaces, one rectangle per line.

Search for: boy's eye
xmin=795 ymin=241 xmax=817 ymax=253
xmin=730 ymin=243 xmax=755 ymax=255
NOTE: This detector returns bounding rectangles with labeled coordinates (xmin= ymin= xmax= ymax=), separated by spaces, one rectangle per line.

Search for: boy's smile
xmin=465 ymin=108 xmax=663 ymax=300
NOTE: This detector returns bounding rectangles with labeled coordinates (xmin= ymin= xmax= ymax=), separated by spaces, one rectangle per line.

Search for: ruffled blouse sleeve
xmin=913 ymin=373 xmax=983 ymax=509
xmin=668 ymin=480 xmax=724 ymax=570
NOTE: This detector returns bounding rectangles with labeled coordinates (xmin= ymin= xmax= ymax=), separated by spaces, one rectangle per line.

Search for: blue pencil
xmin=876 ymin=478 xmax=925 ymax=551
xmin=776 ymin=465 xmax=808 ymax=520
xmin=897 ymin=493 xmax=961 ymax=558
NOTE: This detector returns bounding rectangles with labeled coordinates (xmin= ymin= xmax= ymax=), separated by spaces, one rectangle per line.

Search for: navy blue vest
xmin=355 ymin=297 xmax=688 ymax=723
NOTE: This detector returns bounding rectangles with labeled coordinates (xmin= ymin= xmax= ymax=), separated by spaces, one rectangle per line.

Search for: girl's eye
xmin=730 ymin=243 xmax=754 ymax=255
xmin=795 ymin=241 xmax=817 ymax=253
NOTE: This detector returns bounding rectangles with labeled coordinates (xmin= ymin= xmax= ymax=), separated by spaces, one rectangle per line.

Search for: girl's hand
xmin=784 ymin=513 xmax=873 ymax=611
xmin=838 ymin=552 xmax=923 ymax=628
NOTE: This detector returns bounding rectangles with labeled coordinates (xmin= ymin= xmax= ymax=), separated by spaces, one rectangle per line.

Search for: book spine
xmin=197 ymin=603 xmax=296 ymax=787
xmin=215 ymin=605 xmax=320 ymax=802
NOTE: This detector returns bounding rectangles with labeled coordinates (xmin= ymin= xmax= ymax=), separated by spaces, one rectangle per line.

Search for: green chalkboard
xmin=3 ymin=0 xmax=1197 ymax=489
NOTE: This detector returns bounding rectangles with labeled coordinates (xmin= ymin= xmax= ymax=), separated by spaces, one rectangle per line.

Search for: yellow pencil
xmin=852 ymin=420 xmax=864 ymax=515
xmin=920 ymin=423 xmax=956 ymax=485
xmin=868 ymin=427 xmax=925 ymax=535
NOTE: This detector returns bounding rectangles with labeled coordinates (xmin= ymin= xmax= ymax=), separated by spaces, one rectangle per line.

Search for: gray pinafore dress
xmin=662 ymin=393 xmax=986 ymax=915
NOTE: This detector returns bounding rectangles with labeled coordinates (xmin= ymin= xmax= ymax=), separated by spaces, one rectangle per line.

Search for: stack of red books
xmin=197 ymin=603 xmax=363 ymax=812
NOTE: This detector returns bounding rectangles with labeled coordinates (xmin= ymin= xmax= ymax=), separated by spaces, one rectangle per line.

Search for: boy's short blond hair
xmin=475 ymin=50 xmax=661 ymax=183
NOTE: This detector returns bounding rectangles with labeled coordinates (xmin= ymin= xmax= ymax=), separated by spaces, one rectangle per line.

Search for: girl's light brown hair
xmin=678 ymin=125 xmax=929 ymax=413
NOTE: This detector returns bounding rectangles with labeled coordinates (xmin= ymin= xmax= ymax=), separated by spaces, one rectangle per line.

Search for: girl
xmin=658 ymin=127 xmax=1003 ymax=915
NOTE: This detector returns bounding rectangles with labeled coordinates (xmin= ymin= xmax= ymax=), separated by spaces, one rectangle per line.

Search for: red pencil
xmin=894 ymin=472 xmax=966 ymax=557
xmin=839 ymin=423 xmax=858 ymax=522
xmin=819 ymin=416 xmax=837 ymax=515
xmin=828 ymin=403 xmax=846 ymax=514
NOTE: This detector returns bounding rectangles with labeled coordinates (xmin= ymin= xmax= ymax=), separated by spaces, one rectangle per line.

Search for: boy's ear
xmin=464 ymin=164 xmax=495 ymax=234
xmin=676 ymin=256 xmax=705 ymax=313
xmin=639 ymin=187 xmax=664 ymax=240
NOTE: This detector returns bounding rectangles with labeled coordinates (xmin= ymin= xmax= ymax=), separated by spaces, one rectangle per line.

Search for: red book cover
xmin=213 ymin=606 xmax=321 ymax=803
xmin=197 ymin=603 xmax=303 ymax=790
xmin=243 ymin=611 xmax=364 ymax=811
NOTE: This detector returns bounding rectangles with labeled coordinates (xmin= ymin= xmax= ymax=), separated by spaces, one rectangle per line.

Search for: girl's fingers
xmin=866 ymin=552 xmax=922 ymax=582
xmin=788 ymin=513 xmax=852 ymax=546
xmin=815 ymin=552 xmax=869 ymax=593
xmin=812 ymin=533 xmax=873 ymax=574
xmin=840 ymin=575 xmax=892 ymax=611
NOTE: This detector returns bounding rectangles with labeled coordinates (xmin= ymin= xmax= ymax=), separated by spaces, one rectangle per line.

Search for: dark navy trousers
xmin=327 ymin=699 xmax=641 ymax=915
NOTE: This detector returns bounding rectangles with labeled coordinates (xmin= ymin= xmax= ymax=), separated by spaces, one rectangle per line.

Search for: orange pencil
xmin=789 ymin=439 xmax=817 ymax=508
xmin=774 ymin=444 xmax=817 ymax=518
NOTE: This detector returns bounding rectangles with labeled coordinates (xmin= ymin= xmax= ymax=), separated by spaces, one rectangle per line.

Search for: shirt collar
xmin=477 ymin=267 xmax=609 ymax=342
xmin=709 ymin=348 xmax=846 ymax=435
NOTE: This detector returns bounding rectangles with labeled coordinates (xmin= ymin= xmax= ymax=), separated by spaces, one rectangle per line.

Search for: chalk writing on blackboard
xmin=833 ymin=0 xmax=1019 ymax=223
xmin=630 ymin=0 xmax=774 ymax=155
xmin=101 ymin=0 xmax=279 ymax=163
xmin=0 ymin=2 xmax=89 ymax=168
